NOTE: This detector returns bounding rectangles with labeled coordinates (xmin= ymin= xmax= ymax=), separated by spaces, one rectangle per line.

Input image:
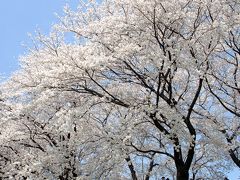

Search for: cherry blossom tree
xmin=1 ymin=0 xmax=239 ymax=179
xmin=206 ymin=27 xmax=240 ymax=168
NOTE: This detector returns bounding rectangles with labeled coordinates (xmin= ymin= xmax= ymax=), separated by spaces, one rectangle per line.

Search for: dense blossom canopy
xmin=0 ymin=0 xmax=239 ymax=179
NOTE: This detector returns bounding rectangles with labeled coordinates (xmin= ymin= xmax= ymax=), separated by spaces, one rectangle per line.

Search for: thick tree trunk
xmin=176 ymin=169 xmax=189 ymax=180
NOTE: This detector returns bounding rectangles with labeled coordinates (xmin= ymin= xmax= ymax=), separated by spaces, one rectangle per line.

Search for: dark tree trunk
xmin=176 ymin=169 xmax=189 ymax=180
xmin=125 ymin=156 xmax=138 ymax=180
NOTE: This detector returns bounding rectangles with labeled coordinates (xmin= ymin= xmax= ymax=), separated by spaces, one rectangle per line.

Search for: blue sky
xmin=0 ymin=0 xmax=239 ymax=179
xmin=0 ymin=0 xmax=78 ymax=79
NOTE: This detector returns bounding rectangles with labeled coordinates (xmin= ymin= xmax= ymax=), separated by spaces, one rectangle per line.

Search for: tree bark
xmin=229 ymin=149 xmax=240 ymax=168
xmin=125 ymin=156 xmax=138 ymax=180
xmin=176 ymin=169 xmax=189 ymax=180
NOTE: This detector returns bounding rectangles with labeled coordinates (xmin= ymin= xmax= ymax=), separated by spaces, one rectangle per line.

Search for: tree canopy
xmin=0 ymin=0 xmax=239 ymax=179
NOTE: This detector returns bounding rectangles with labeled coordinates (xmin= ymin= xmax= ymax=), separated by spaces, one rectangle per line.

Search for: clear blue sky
xmin=0 ymin=1 xmax=239 ymax=179
xmin=0 ymin=0 xmax=78 ymax=79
